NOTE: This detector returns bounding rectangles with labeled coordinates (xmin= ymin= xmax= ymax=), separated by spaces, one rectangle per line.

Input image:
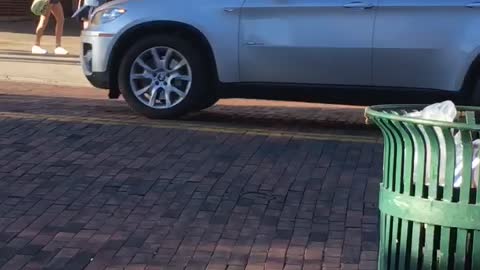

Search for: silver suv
xmin=81 ymin=0 xmax=480 ymax=118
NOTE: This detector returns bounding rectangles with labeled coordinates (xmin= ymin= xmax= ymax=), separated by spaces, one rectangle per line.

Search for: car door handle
xmin=343 ymin=2 xmax=374 ymax=9
xmin=466 ymin=2 xmax=480 ymax=8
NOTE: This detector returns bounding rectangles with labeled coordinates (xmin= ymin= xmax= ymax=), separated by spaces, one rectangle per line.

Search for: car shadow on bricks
xmin=0 ymin=93 xmax=377 ymax=137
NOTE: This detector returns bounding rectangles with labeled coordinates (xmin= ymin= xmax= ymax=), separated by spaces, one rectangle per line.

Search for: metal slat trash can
xmin=365 ymin=105 xmax=480 ymax=270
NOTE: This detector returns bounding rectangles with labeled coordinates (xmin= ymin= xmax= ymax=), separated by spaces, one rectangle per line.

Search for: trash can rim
xmin=366 ymin=104 xmax=480 ymax=130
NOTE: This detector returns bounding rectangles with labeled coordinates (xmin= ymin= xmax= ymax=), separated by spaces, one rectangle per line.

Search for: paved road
xmin=0 ymin=82 xmax=376 ymax=137
xmin=0 ymin=82 xmax=381 ymax=270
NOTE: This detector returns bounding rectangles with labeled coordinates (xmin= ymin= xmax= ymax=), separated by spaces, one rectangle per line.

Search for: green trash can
xmin=365 ymin=104 xmax=480 ymax=270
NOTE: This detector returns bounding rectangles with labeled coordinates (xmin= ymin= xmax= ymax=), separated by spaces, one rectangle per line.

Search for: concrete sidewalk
xmin=0 ymin=19 xmax=88 ymax=87
xmin=0 ymin=19 xmax=82 ymax=55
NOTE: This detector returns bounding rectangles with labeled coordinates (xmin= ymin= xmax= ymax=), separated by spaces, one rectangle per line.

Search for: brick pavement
xmin=0 ymin=82 xmax=373 ymax=136
xmin=0 ymin=81 xmax=382 ymax=270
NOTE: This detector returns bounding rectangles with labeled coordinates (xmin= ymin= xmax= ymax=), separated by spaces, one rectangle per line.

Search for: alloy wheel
xmin=129 ymin=46 xmax=192 ymax=109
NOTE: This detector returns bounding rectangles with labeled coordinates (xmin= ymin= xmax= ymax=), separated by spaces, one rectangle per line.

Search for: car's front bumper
xmin=85 ymin=71 xmax=110 ymax=89
xmin=81 ymin=31 xmax=115 ymax=89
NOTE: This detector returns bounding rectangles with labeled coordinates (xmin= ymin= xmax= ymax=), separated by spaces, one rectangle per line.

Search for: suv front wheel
xmin=118 ymin=35 xmax=211 ymax=119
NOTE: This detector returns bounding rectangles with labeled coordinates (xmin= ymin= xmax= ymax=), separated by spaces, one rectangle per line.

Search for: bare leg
xmin=50 ymin=3 xmax=65 ymax=47
xmin=35 ymin=7 xmax=51 ymax=46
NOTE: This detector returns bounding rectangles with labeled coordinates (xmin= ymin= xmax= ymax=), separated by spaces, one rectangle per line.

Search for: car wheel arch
xmin=107 ymin=21 xmax=219 ymax=90
xmin=459 ymin=54 xmax=480 ymax=105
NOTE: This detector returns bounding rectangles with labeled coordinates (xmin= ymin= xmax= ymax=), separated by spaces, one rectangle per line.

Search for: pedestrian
xmin=32 ymin=0 xmax=69 ymax=55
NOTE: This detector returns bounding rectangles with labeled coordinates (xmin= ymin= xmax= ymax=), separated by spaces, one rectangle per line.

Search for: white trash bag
xmin=405 ymin=101 xmax=479 ymax=188
xmin=453 ymin=132 xmax=480 ymax=188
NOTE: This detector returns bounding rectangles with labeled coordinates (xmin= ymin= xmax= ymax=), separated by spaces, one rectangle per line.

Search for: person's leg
xmin=34 ymin=6 xmax=51 ymax=47
xmin=50 ymin=2 xmax=69 ymax=55
xmin=50 ymin=2 xmax=65 ymax=48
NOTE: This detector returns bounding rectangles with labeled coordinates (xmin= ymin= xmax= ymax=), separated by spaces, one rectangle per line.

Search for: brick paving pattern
xmin=0 ymin=82 xmax=370 ymax=135
xmin=0 ymin=82 xmax=382 ymax=270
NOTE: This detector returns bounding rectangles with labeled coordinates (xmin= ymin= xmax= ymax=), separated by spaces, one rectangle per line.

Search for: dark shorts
xmin=50 ymin=0 xmax=60 ymax=4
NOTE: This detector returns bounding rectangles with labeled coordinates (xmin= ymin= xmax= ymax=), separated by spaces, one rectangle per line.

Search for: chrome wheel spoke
xmin=134 ymin=84 xmax=152 ymax=96
xmin=135 ymin=58 xmax=154 ymax=73
xmin=132 ymin=72 xmax=152 ymax=80
xmin=156 ymin=49 xmax=174 ymax=70
xmin=169 ymin=72 xmax=191 ymax=81
xmin=164 ymin=90 xmax=172 ymax=107
xmin=131 ymin=73 xmax=144 ymax=79
xmin=164 ymin=49 xmax=173 ymax=70
xmin=150 ymin=48 xmax=163 ymax=69
xmin=170 ymin=59 xmax=187 ymax=72
xmin=149 ymin=88 xmax=158 ymax=106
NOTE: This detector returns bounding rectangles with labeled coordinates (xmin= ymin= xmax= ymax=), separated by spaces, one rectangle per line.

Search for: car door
xmin=373 ymin=0 xmax=478 ymax=91
xmin=239 ymin=0 xmax=378 ymax=86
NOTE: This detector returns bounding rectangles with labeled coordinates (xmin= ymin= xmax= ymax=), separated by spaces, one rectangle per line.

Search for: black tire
xmin=118 ymin=34 xmax=211 ymax=119
xmin=195 ymin=96 xmax=219 ymax=111
xmin=472 ymin=78 xmax=480 ymax=106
